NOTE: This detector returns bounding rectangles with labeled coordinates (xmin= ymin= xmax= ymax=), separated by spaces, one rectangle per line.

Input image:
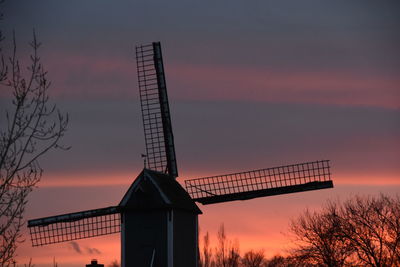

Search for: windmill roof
xmin=119 ymin=169 xmax=202 ymax=214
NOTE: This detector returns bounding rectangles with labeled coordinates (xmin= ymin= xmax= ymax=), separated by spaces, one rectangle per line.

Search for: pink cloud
xmin=41 ymin=52 xmax=136 ymax=99
xmin=12 ymin=51 xmax=395 ymax=109
xmin=167 ymin=63 xmax=399 ymax=108
xmin=39 ymin=171 xmax=134 ymax=187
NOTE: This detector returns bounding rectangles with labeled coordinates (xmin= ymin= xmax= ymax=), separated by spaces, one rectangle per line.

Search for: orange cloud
xmin=18 ymin=182 xmax=400 ymax=265
xmin=16 ymin=231 xmax=120 ymax=267
xmin=16 ymin=51 xmax=398 ymax=109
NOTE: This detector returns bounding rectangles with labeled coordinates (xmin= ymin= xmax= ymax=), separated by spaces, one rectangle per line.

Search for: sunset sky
xmin=1 ymin=1 xmax=399 ymax=266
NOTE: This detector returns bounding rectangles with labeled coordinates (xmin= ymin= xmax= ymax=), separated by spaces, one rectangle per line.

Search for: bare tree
xmin=289 ymin=202 xmax=353 ymax=266
xmin=241 ymin=250 xmax=265 ymax=267
xmin=0 ymin=30 xmax=68 ymax=266
xmin=289 ymin=194 xmax=400 ymax=267
xmin=227 ymin=242 xmax=240 ymax=267
xmin=215 ymin=224 xmax=240 ymax=267
xmin=264 ymin=254 xmax=316 ymax=267
xmin=215 ymin=224 xmax=227 ymax=267
xmin=264 ymin=255 xmax=292 ymax=267
xmin=201 ymin=231 xmax=214 ymax=267
xmin=338 ymin=194 xmax=400 ymax=266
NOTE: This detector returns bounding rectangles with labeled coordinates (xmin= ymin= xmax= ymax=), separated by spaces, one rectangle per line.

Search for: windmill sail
xmin=185 ymin=160 xmax=333 ymax=205
xmin=136 ymin=42 xmax=178 ymax=178
xmin=28 ymin=206 xmax=121 ymax=246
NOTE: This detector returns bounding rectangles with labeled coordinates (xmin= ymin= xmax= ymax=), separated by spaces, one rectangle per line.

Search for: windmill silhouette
xmin=28 ymin=42 xmax=333 ymax=266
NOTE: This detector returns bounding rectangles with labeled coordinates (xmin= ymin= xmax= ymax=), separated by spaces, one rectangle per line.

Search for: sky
xmin=1 ymin=0 xmax=399 ymax=266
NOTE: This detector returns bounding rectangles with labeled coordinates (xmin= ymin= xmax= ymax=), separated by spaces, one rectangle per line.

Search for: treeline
xmin=199 ymin=223 xmax=276 ymax=267
xmin=198 ymin=194 xmax=400 ymax=267
xmin=198 ymin=223 xmax=305 ymax=267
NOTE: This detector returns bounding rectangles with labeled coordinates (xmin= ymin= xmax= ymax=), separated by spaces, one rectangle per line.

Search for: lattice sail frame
xmin=28 ymin=206 xmax=121 ymax=246
xmin=185 ymin=160 xmax=333 ymax=205
xmin=136 ymin=42 xmax=178 ymax=177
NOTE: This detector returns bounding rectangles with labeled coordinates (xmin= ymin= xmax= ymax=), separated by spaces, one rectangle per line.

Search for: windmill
xmin=28 ymin=42 xmax=333 ymax=267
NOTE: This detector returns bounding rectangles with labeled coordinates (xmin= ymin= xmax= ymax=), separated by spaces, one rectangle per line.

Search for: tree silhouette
xmin=215 ymin=224 xmax=240 ymax=267
xmin=199 ymin=224 xmax=268 ymax=267
xmin=241 ymin=250 xmax=265 ymax=267
xmin=0 ymin=21 xmax=68 ymax=267
xmin=200 ymin=231 xmax=214 ymax=267
xmin=289 ymin=194 xmax=400 ymax=266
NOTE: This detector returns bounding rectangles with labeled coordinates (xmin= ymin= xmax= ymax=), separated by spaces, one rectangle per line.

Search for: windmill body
xmin=119 ymin=169 xmax=201 ymax=267
xmin=28 ymin=42 xmax=334 ymax=266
